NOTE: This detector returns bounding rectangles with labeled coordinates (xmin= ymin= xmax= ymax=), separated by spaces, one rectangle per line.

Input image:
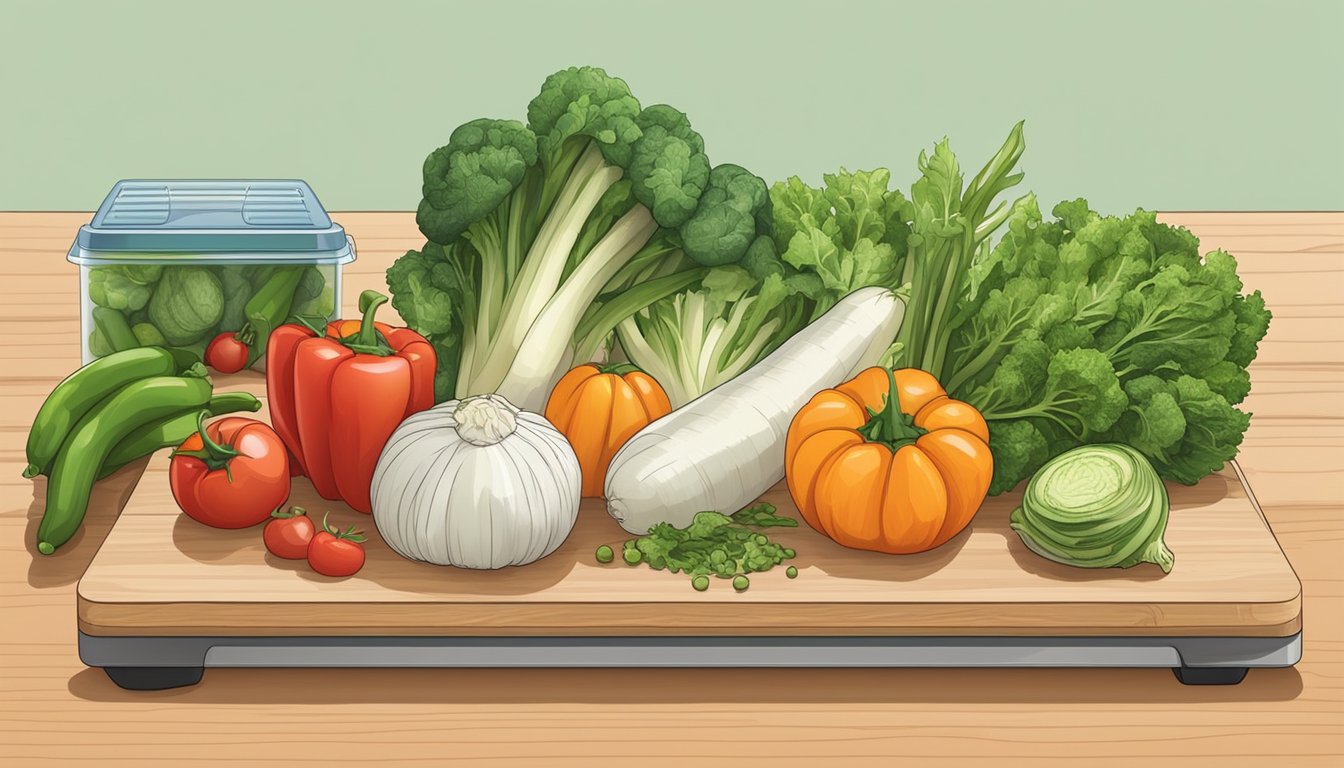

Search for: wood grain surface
xmin=75 ymin=445 xmax=1301 ymax=637
xmin=1 ymin=212 xmax=1340 ymax=766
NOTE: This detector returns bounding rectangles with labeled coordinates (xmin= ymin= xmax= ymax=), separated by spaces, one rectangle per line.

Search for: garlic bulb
xmin=371 ymin=394 xmax=581 ymax=569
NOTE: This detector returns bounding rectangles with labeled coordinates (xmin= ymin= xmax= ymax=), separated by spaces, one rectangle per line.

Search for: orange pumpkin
xmin=545 ymin=363 xmax=673 ymax=497
xmin=785 ymin=367 xmax=993 ymax=554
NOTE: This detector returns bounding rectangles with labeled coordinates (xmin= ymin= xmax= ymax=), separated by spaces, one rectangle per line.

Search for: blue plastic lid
xmin=70 ymin=180 xmax=353 ymax=260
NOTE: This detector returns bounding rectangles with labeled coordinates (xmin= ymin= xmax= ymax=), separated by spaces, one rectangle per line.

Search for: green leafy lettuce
xmin=944 ymin=197 xmax=1271 ymax=492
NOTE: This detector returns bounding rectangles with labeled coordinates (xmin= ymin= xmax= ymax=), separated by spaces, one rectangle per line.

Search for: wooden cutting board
xmin=76 ymin=378 xmax=1302 ymax=640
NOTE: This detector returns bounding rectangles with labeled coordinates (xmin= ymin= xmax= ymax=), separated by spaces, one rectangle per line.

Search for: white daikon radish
xmin=371 ymin=394 xmax=581 ymax=569
xmin=604 ymin=286 xmax=905 ymax=534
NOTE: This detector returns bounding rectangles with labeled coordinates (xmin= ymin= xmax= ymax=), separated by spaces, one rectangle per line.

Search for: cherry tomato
xmin=307 ymin=514 xmax=367 ymax=577
xmin=170 ymin=415 xmax=290 ymax=529
xmin=263 ymin=506 xmax=316 ymax=559
xmin=205 ymin=332 xmax=249 ymax=373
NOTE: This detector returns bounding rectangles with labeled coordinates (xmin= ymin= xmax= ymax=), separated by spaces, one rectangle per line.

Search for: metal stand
xmin=84 ymin=632 xmax=1300 ymax=690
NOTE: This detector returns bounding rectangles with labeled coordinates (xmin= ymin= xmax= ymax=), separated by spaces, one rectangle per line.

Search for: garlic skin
xmin=371 ymin=394 xmax=581 ymax=569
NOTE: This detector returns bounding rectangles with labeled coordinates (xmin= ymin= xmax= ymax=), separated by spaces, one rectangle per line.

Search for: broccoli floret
xmin=682 ymin=164 xmax=772 ymax=267
xmin=88 ymin=266 xmax=154 ymax=312
xmin=416 ymin=118 xmax=538 ymax=245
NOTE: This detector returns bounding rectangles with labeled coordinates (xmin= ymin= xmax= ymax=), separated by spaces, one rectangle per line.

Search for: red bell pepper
xmin=265 ymin=290 xmax=435 ymax=513
xmin=266 ymin=322 xmax=318 ymax=477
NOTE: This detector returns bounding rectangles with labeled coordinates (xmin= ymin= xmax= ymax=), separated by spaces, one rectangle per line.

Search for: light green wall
xmin=3 ymin=0 xmax=1341 ymax=212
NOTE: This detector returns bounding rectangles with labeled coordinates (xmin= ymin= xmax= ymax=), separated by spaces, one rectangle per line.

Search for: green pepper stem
xmin=357 ymin=291 xmax=388 ymax=348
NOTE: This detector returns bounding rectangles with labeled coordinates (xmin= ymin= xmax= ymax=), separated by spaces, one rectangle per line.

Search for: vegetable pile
xmin=25 ymin=347 xmax=262 ymax=553
xmin=31 ymin=64 xmax=1272 ymax=587
xmin=767 ymin=141 xmax=1269 ymax=496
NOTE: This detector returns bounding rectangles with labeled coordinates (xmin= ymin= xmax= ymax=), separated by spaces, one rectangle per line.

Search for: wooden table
xmin=1 ymin=212 xmax=1339 ymax=765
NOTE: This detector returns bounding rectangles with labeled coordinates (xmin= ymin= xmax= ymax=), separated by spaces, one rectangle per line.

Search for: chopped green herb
xmin=786 ymin=565 xmax=798 ymax=579
xmin=731 ymin=502 xmax=800 ymax=528
xmin=732 ymin=575 xmax=750 ymax=592
xmin=594 ymin=545 xmax=614 ymax=564
xmin=597 ymin=503 xmax=799 ymax=591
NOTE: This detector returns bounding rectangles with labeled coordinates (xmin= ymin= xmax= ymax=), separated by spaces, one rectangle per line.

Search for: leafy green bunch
xmin=945 ymin=197 xmax=1271 ymax=492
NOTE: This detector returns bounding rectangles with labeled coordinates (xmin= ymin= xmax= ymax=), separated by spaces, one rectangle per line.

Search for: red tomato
xmin=307 ymin=514 xmax=367 ymax=577
xmin=170 ymin=415 xmax=290 ymax=529
xmin=263 ymin=506 xmax=316 ymax=559
xmin=205 ymin=332 xmax=249 ymax=374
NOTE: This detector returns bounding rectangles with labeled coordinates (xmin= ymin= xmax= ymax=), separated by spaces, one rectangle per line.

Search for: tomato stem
xmin=856 ymin=367 xmax=927 ymax=452
xmin=171 ymin=411 xmax=240 ymax=482
xmin=319 ymin=512 xmax=368 ymax=543
xmin=271 ymin=505 xmax=307 ymax=519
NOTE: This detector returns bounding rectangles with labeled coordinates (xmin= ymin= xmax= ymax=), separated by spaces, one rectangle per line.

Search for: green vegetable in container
xmin=87 ymin=329 xmax=113 ymax=358
xmin=132 ymin=322 xmax=167 ymax=347
xmin=236 ymin=265 xmax=306 ymax=366
xmin=122 ymin=264 xmax=163 ymax=284
xmin=293 ymin=285 xmax=334 ymax=318
xmin=1009 ymin=443 xmax=1174 ymax=573
xmin=88 ymin=266 xmax=154 ymax=312
xmin=91 ymin=307 xmax=139 ymax=353
xmin=292 ymin=266 xmax=326 ymax=307
xmin=216 ymin=268 xmax=253 ymax=332
xmin=148 ymin=267 xmax=224 ymax=345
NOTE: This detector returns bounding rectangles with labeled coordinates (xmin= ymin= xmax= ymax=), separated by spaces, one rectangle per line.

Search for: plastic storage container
xmin=68 ymin=180 xmax=355 ymax=366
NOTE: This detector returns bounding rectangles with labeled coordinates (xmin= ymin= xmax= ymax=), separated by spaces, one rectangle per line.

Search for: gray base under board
xmin=80 ymin=631 xmax=1301 ymax=690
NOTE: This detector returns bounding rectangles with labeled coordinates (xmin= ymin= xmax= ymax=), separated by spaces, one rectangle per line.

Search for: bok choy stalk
xmin=617 ymin=167 xmax=911 ymax=407
xmin=616 ymin=266 xmax=805 ymax=408
xmin=386 ymin=66 xmax=775 ymax=410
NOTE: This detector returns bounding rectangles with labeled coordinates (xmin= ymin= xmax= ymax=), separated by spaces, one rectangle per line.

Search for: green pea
xmin=623 ymin=548 xmax=643 ymax=566
xmin=732 ymin=575 xmax=750 ymax=592
xmin=595 ymin=545 xmax=614 ymax=564
xmin=786 ymin=566 xmax=798 ymax=579
xmin=692 ymin=575 xmax=710 ymax=592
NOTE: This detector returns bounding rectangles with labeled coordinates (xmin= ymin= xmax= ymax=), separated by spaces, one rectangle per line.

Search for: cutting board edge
xmin=76 ymin=593 xmax=1303 ymax=638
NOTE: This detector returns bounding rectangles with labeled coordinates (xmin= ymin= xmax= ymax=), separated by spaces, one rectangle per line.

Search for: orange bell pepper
xmin=266 ymin=290 xmax=435 ymax=513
